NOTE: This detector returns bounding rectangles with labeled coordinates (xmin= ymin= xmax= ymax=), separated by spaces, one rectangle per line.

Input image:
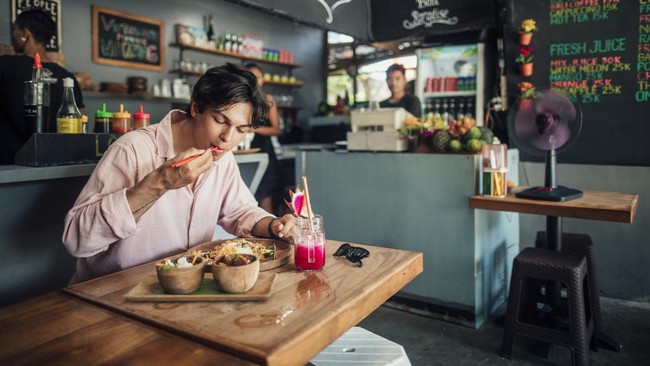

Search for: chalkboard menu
xmin=92 ymin=6 xmax=164 ymax=72
xmin=12 ymin=0 xmax=61 ymax=52
xmin=369 ymin=0 xmax=496 ymax=42
xmin=504 ymin=0 xmax=649 ymax=166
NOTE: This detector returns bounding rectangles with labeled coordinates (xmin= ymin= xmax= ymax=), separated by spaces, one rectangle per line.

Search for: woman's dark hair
xmin=243 ymin=62 xmax=263 ymax=73
xmin=15 ymin=8 xmax=56 ymax=46
xmin=188 ymin=62 xmax=269 ymax=127
xmin=386 ymin=63 xmax=406 ymax=78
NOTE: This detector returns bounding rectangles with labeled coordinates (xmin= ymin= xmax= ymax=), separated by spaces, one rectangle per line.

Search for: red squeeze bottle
xmin=133 ymin=104 xmax=150 ymax=130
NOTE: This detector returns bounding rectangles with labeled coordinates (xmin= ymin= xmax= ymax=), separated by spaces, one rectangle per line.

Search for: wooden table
xmin=63 ymin=240 xmax=423 ymax=366
xmin=469 ymin=188 xmax=639 ymax=223
xmin=0 ymin=293 xmax=255 ymax=365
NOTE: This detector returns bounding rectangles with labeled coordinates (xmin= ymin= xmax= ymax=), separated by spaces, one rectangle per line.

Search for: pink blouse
xmin=62 ymin=110 xmax=271 ymax=284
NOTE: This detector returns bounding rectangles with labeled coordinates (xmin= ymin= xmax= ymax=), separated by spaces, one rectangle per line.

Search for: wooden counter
xmin=63 ymin=240 xmax=423 ymax=366
xmin=469 ymin=188 xmax=639 ymax=223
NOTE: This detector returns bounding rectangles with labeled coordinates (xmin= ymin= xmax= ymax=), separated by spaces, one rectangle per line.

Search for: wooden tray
xmin=192 ymin=238 xmax=292 ymax=272
xmin=124 ymin=272 xmax=277 ymax=302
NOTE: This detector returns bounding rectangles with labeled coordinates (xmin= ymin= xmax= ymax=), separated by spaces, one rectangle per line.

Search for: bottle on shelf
xmin=457 ymin=99 xmax=466 ymax=121
xmin=206 ymin=15 xmax=217 ymax=49
xmin=95 ymin=103 xmax=113 ymax=133
xmin=465 ymin=98 xmax=474 ymax=119
xmin=56 ymin=77 xmax=82 ymax=134
xmin=133 ymin=104 xmax=150 ymax=130
xmin=112 ymin=104 xmax=131 ymax=135
xmin=440 ymin=98 xmax=450 ymax=127
xmin=24 ymin=53 xmax=50 ymax=134
xmin=224 ymin=33 xmax=232 ymax=52
xmin=448 ymin=99 xmax=456 ymax=124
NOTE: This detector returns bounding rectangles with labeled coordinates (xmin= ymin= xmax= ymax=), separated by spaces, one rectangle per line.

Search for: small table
xmin=469 ymin=188 xmax=638 ymax=224
xmin=63 ymin=240 xmax=423 ymax=366
xmin=469 ymin=187 xmax=639 ymax=355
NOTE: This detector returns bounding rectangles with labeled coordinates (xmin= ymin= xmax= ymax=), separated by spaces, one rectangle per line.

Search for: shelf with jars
xmin=169 ymin=43 xmax=301 ymax=69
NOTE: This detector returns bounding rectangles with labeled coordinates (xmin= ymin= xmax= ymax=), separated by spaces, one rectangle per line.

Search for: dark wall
xmin=503 ymin=0 xmax=649 ymax=166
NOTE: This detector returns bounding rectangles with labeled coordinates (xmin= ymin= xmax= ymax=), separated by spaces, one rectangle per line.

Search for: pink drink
xmin=295 ymin=234 xmax=326 ymax=271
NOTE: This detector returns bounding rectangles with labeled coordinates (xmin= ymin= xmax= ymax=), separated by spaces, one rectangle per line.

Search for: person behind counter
xmin=0 ymin=8 xmax=84 ymax=165
xmin=245 ymin=62 xmax=281 ymax=214
xmin=62 ymin=63 xmax=295 ymax=284
xmin=379 ymin=63 xmax=421 ymax=117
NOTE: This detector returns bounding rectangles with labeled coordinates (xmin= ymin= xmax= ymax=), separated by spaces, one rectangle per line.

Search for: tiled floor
xmin=358 ymin=297 xmax=650 ymax=366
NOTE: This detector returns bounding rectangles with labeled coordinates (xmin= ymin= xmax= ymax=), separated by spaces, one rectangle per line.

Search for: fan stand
xmin=515 ymin=150 xmax=584 ymax=203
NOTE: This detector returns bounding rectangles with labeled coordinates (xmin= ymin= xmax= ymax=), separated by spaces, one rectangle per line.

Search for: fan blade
xmin=535 ymin=90 xmax=577 ymax=122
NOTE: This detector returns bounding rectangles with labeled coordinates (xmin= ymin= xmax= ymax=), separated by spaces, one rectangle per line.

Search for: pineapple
xmin=432 ymin=130 xmax=451 ymax=152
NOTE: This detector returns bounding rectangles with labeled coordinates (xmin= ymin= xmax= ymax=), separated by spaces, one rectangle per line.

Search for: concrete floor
xmin=358 ymin=297 xmax=650 ymax=366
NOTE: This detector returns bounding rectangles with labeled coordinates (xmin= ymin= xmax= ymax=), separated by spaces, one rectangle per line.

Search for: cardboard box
xmin=347 ymin=131 xmax=407 ymax=152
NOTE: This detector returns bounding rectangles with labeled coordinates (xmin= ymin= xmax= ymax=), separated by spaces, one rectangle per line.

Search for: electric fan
xmin=509 ymin=89 xmax=583 ymax=202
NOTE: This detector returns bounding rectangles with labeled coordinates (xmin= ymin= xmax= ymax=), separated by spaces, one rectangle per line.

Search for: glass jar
xmin=293 ymin=215 xmax=326 ymax=271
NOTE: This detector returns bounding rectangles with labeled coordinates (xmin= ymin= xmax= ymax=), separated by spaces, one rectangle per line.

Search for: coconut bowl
xmin=211 ymin=254 xmax=260 ymax=293
xmin=156 ymin=256 xmax=205 ymax=294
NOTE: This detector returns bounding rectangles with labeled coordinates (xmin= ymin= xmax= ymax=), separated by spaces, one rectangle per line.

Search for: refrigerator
xmin=415 ymin=43 xmax=486 ymax=127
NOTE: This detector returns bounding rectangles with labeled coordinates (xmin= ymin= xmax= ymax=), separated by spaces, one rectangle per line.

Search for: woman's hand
xmin=271 ymin=214 xmax=296 ymax=243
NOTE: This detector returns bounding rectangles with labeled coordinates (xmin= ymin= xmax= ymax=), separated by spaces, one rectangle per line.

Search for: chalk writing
xmin=402 ymin=0 xmax=458 ymax=29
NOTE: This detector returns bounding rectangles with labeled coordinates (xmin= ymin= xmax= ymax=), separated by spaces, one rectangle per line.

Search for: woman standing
xmin=245 ymin=62 xmax=282 ymax=214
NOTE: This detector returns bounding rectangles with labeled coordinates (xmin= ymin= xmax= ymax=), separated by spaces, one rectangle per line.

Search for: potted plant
xmin=518 ymin=19 xmax=537 ymax=45
xmin=516 ymin=46 xmax=535 ymax=76
xmin=516 ymin=81 xmax=538 ymax=108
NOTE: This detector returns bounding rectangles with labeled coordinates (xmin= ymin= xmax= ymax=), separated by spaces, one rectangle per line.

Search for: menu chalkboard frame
xmin=92 ymin=5 xmax=165 ymax=72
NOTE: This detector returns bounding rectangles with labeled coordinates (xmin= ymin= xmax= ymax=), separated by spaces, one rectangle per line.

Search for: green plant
xmin=517 ymin=82 xmax=538 ymax=99
xmin=515 ymin=46 xmax=535 ymax=64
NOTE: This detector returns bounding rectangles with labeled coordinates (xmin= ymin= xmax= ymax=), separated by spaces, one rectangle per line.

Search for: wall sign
xmin=505 ymin=0 xmax=649 ymax=166
xmin=369 ymin=0 xmax=496 ymax=42
xmin=12 ymin=0 xmax=61 ymax=52
xmin=92 ymin=5 xmax=164 ymax=72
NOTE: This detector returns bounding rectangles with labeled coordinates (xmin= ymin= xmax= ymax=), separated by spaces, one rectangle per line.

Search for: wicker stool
xmin=500 ymin=247 xmax=595 ymax=366
xmin=536 ymin=231 xmax=603 ymax=339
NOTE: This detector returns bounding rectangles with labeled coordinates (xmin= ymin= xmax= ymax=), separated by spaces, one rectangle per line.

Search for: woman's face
xmin=250 ymin=67 xmax=264 ymax=88
xmin=191 ymin=102 xmax=254 ymax=160
xmin=386 ymin=70 xmax=407 ymax=96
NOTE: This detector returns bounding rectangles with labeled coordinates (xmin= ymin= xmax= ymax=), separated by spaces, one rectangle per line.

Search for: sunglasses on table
xmin=333 ymin=243 xmax=370 ymax=267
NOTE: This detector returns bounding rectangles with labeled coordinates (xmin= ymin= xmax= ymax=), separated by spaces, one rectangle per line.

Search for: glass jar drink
xmin=293 ymin=215 xmax=326 ymax=271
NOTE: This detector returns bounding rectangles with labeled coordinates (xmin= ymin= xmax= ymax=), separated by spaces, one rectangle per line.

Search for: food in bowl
xmin=211 ymin=253 xmax=260 ymax=293
xmin=201 ymin=238 xmax=275 ymax=268
xmin=156 ymin=255 xmax=205 ymax=294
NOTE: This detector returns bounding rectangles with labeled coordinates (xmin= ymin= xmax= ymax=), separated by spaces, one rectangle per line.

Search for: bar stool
xmin=500 ymin=247 xmax=595 ymax=366
xmin=536 ymin=232 xmax=603 ymax=338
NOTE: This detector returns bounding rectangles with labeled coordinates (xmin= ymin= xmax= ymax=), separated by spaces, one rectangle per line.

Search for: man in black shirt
xmin=379 ymin=63 xmax=421 ymax=118
xmin=0 ymin=8 xmax=84 ymax=165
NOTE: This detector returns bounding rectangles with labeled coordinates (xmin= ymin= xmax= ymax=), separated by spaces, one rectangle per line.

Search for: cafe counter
xmin=0 ymin=153 xmax=268 ymax=307
xmin=295 ymin=150 xmax=520 ymax=328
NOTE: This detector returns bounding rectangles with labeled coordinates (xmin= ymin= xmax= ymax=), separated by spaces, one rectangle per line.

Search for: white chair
xmin=309 ymin=327 xmax=411 ymax=366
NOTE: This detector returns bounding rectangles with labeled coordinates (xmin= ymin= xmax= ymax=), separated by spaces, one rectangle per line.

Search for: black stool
xmin=536 ymin=232 xmax=603 ymax=338
xmin=501 ymin=247 xmax=595 ymax=366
